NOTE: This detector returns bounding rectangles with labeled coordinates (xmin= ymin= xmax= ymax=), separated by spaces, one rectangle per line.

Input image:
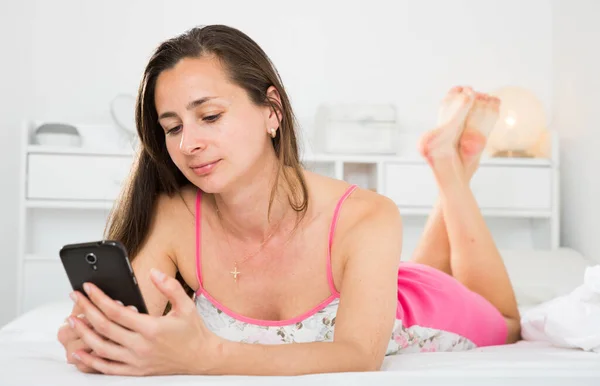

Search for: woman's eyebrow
xmin=158 ymin=96 xmax=218 ymax=120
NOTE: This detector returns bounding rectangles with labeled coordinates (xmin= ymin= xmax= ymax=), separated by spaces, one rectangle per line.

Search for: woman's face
xmin=154 ymin=56 xmax=279 ymax=193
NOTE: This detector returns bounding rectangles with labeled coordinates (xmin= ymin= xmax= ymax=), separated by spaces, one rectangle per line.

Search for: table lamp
xmin=487 ymin=86 xmax=548 ymax=157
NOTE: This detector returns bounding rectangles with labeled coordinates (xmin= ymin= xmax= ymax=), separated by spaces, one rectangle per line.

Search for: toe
xmin=475 ymin=92 xmax=487 ymax=104
xmin=450 ymin=85 xmax=463 ymax=94
xmin=491 ymin=96 xmax=501 ymax=110
xmin=443 ymin=86 xmax=463 ymax=105
xmin=438 ymin=86 xmax=474 ymax=127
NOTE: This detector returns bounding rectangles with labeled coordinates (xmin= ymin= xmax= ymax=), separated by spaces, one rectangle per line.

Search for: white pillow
xmin=500 ymin=248 xmax=595 ymax=307
xmin=0 ymin=302 xmax=73 ymax=342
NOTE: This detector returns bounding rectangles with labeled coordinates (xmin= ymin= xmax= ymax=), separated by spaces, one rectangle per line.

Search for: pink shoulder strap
xmin=326 ymin=184 xmax=358 ymax=296
xmin=195 ymin=189 xmax=203 ymax=290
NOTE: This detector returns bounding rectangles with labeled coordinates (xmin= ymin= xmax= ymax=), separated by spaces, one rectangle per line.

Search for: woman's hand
xmin=57 ymin=309 xmax=99 ymax=374
xmin=67 ymin=268 xmax=222 ymax=376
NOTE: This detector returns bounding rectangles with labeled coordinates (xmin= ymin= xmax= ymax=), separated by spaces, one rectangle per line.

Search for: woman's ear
xmin=265 ymin=86 xmax=283 ymax=128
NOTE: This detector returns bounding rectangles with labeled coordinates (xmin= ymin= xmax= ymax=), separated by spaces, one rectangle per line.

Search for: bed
xmin=1 ymin=248 xmax=599 ymax=385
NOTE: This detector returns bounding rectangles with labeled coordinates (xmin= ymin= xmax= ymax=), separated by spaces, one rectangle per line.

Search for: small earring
xmin=269 ymin=128 xmax=277 ymax=138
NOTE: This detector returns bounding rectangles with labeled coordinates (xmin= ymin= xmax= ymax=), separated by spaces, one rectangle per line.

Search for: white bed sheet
xmin=1 ymin=302 xmax=599 ymax=386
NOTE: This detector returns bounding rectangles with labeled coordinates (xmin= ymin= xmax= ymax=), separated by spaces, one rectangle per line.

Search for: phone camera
xmin=85 ymin=253 xmax=97 ymax=265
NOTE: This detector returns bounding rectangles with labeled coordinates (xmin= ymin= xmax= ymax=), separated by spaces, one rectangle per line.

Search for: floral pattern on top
xmin=194 ymin=294 xmax=476 ymax=355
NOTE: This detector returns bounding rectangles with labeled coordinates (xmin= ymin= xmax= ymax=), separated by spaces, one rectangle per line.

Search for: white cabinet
xmin=17 ymin=121 xmax=560 ymax=316
xmin=384 ymin=163 xmax=553 ymax=212
xmin=27 ymin=154 xmax=132 ymax=201
xmin=16 ymin=121 xmax=139 ymax=316
xmin=470 ymin=166 xmax=552 ymax=211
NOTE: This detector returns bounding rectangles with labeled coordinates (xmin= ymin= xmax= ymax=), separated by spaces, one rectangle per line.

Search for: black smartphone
xmin=59 ymin=240 xmax=148 ymax=314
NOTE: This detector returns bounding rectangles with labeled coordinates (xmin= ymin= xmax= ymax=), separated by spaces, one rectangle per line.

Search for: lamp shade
xmin=487 ymin=86 xmax=547 ymax=157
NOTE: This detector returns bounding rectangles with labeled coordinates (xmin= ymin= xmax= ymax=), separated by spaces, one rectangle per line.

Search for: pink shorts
xmin=396 ymin=262 xmax=508 ymax=347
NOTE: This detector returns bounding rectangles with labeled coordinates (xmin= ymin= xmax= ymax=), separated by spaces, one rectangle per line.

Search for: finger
xmin=69 ymin=313 xmax=92 ymax=328
xmin=72 ymin=287 xmax=147 ymax=344
xmin=73 ymin=350 xmax=142 ymax=376
xmin=150 ymin=268 xmax=194 ymax=315
xmin=66 ymin=339 xmax=92 ymax=364
xmin=68 ymin=302 xmax=86 ymax=317
xmin=79 ymin=283 xmax=151 ymax=334
xmin=60 ymin=303 xmax=90 ymax=337
xmin=61 ymin=312 xmax=110 ymax=345
xmin=70 ymin=314 xmax=132 ymax=364
xmin=57 ymin=321 xmax=79 ymax=346
xmin=75 ymin=349 xmax=104 ymax=373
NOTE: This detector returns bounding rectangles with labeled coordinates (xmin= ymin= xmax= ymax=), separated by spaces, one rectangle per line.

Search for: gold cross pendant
xmin=230 ymin=264 xmax=241 ymax=282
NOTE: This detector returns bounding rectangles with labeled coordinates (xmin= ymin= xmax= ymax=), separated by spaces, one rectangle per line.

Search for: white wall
xmin=0 ymin=0 xmax=553 ymax=325
xmin=552 ymin=0 xmax=600 ymax=263
xmin=0 ymin=2 xmax=33 ymax=326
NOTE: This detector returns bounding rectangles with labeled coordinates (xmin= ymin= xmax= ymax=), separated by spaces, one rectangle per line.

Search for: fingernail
xmin=151 ymin=268 xmax=166 ymax=282
xmin=76 ymin=313 xmax=86 ymax=319
xmin=72 ymin=352 xmax=81 ymax=361
xmin=116 ymin=300 xmax=124 ymax=307
xmin=68 ymin=317 xmax=75 ymax=328
xmin=83 ymin=283 xmax=91 ymax=294
xmin=128 ymin=305 xmax=138 ymax=313
xmin=69 ymin=292 xmax=78 ymax=303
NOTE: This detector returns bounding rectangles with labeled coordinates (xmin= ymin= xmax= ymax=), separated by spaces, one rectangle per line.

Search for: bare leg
xmin=410 ymin=86 xmax=471 ymax=274
xmin=412 ymin=91 xmax=501 ymax=274
xmin=411 ymin=199 xmax=451 ymax=274
xmin=418 ymin=90 xmax=521 ymax=342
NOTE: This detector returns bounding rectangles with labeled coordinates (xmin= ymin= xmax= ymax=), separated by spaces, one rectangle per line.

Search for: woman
xmin=57 ymin=24 xmax=521 ymax=376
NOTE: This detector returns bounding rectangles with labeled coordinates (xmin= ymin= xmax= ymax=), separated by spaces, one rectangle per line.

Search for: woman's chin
xmin=188 ymin=175 xmax=228 ymax=194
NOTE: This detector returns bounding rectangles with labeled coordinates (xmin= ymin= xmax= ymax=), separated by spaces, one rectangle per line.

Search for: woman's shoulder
xmin=304 ymin=172 xmax=402 ymax=268
xmin=305 ymin=171 xmax=401 ymax=238
xmin=151 ymin=184 xmax=198 ymax=225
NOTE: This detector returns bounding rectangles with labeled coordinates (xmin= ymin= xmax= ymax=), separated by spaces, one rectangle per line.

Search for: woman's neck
xmin=210 ymin=164 xmax=296 ymax=244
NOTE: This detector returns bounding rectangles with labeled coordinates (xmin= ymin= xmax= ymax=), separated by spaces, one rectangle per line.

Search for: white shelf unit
xmin=16 ymin=121 xmax=560 ymax=316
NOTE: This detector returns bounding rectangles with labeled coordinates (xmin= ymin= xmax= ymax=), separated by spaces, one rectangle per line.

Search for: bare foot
xmin=419 ymin=86 xmax=475 ymax=185
xmin=460 ymin=93 xmax=501 ymax=179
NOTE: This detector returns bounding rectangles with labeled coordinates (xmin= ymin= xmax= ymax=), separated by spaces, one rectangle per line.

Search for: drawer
xmin=470 ymin=166 xmax=552 ymax=210
xmin=27 ymin=154 xmax=133 ymax=200
xmin=22 ymin=259 xmax=72 ymax=313
xmin=383 ymin=163 xmax=552 ymax=210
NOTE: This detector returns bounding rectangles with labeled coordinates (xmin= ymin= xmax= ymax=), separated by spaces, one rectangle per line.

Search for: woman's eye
xmin=166 ymin=125 xmax=182 ymax=135
xmin=203 ymin=113 xmax=222 ymax=123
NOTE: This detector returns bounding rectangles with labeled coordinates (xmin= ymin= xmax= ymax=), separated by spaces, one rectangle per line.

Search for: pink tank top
xmin=192 ymin=185 xmax=479 ymax=354
xmin=193 ymin=185 xmax=356 ymax=330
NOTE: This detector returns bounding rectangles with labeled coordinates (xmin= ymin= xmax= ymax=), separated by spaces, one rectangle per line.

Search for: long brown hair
xmin=104 ymin=25 xmax=309 ymax=305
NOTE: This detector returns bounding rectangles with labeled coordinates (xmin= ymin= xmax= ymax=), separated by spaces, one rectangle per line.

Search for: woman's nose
xmin=178 ymin=124 xmax=205 ymax=155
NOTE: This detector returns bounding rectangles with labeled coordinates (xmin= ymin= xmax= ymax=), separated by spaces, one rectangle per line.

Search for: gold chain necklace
xmin=214 ymin=201 xmax=283 ymax=282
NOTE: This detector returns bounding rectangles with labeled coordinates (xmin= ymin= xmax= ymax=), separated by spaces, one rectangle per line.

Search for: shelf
xmin=26 ymin=199 xmax=115 ymax=210
xmin=344 ymin=162 xmax=378 ymax=191
xmin=26 ymin=145 xmax=553 ymax=168
xmin=27 ymin=145 xmax=135 ymax=157
xmin=302 ymin=153 xmax=552 ymax=167
xmin=399 ymin=206 xmax=553 ymax=218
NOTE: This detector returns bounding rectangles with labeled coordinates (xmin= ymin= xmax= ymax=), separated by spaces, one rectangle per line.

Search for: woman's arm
xmin=208 ymin=195 xmax=403 ymax=375
xmin=127 ymin=194 xmax=181 ymax=317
